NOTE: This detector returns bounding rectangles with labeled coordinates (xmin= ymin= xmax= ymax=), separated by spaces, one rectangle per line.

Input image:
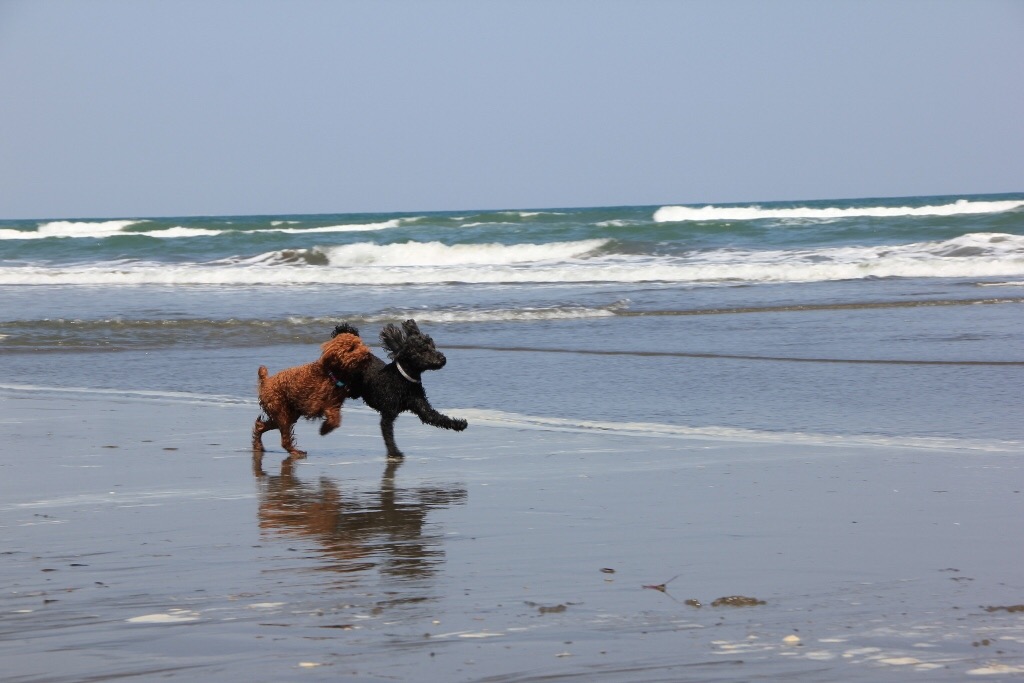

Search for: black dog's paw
xmin=451 ymin=418 xmax=468 ymax=432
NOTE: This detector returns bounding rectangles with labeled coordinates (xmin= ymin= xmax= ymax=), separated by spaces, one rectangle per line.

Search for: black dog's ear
xmin=401 ymin=319 xmax=421 ymax=337
xmin=332 ymin=323 xmax=360 ymax=338
xmin=380 ymin=323 xmax=407 ymax=359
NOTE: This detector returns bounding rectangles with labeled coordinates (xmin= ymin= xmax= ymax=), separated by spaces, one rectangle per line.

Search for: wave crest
xmin=267 ymin=219 xmax=402 ymax=234
xmin=0 ymin=218 xmax=404 ymax=241
xmin=653 ymin=199 xmax=1024 ymax=223
xmin=0 ymin=220 xmax=147 ymax=240
xmin=319 ymin=239 xmax=610 ymax=267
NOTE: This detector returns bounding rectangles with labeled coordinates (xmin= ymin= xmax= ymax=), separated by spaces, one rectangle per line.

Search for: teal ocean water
xmin=2 ymin=193 xmax=1023 ymax=444
xmin=3 ymin=194 xmax=1024 ymax=288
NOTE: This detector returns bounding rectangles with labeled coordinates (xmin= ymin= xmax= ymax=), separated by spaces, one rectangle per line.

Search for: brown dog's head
xmin=321 ymin=332 xmax=373 ymax=373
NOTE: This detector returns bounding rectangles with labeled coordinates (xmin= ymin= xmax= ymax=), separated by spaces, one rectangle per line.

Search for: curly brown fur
xmin=329 ymin=320 xmax=468 ymax=460
xmin=252 ymin=333 xmax=373 ymax=458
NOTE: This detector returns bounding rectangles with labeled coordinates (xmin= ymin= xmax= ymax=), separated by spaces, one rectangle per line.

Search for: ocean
xmin=2 ymin=193 xmax=1022 ymax=446
xmin=4 ymin=193 xmax=1024 ymax=681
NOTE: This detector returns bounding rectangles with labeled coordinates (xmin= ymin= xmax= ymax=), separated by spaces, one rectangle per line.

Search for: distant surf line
xmin=653 ymin=197 xmax=1024 ymax=222
xmin=446 ymin=344 xmax=1024 ymax=366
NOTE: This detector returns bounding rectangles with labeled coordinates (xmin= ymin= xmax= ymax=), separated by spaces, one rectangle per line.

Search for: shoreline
xmin=2 ymin=389 xmax=1023 ymax=681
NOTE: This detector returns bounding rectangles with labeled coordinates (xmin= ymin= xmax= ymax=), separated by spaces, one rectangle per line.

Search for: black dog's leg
xmin=410 ymin=397 xmax=468 ymax=432
xmin=381 ymin=415 xmax=404 ymax=460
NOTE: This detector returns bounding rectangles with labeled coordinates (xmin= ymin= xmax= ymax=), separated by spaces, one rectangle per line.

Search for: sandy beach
xmin=3 ymin=385 xmax=1022 ymax=682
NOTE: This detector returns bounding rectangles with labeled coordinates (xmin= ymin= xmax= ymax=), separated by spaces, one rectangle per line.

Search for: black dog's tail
xmin=331 ymin=323 xmax=361 ymax=339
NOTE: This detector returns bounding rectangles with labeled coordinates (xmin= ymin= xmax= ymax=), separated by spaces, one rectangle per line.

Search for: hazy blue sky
xmin=1 ymin=0 xmax=1021 ymax=218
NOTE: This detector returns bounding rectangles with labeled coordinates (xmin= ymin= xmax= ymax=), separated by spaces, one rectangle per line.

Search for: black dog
xmin=331 ymin=320 xmax=467 ymax=459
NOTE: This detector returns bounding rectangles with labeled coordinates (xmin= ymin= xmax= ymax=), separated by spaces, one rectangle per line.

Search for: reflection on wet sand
xmin=254 ymin=458 xmax=466 ymax=581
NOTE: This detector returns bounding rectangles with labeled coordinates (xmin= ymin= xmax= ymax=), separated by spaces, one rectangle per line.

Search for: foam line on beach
xmin=445 ymin=344 xmax=1024 ymax=366
xmin=458 ymin=408 xmax=1022 ymax=452
xmin=0 ymin=382 xmax=251 ymax=406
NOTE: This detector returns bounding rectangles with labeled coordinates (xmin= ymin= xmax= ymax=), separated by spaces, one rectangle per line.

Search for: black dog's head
xmin=332 ymin=323 xmax=361 ymax=338
xmin=380 ymin=319 xmax=447 ymax=373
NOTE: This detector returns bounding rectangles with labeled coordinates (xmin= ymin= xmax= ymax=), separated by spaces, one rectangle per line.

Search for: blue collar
xmin=327 ymin=371 xmax=346 ymax=389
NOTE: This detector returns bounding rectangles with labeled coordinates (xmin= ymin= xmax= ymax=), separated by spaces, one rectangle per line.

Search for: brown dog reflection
xmin=254 ymin=459 xmax=466 ymax=580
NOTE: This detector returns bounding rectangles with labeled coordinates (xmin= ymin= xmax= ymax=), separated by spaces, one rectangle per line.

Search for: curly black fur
xmin=330 ymin=320 xmax=467 ymax=459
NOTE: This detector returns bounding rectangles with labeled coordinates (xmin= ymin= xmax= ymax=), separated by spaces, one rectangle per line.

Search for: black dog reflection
xmin=254 ymin=459 xmax=466 ymax=580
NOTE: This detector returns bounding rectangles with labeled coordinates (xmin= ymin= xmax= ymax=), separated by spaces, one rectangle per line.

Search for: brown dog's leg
xmin=278 ymin=414 xmax=306 ymax=458
xmin=252 ymin=416 xmax=273 ymax=451
xmin=319 ymin=406 xmax=341 ymax=436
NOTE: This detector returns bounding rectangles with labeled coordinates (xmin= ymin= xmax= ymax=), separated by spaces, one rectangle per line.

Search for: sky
xmin=0 ymin=0 xmax=1021 ymax=219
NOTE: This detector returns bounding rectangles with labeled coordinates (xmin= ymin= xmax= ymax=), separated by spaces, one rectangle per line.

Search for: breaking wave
xmin=0 ymin=220 xmax=148 ymax=240
xmin=653 ymin=198 xmax=1024 ymax=223
xmin=0 ymin=233 xmax=1020 ymax=286
xmin=0 ymin=218 xmax=405 ymax=241
xmin=320 ymin=239 xmax=609 ymax=266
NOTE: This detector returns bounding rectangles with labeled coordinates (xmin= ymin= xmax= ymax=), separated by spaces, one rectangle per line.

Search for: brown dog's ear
xmin=322 ymin=333 xmax=372 ymax=366
xmin=322 ymin=331 xmax=353 ymax=353
xmin=380 ymin=323 xmax=407 ymax=359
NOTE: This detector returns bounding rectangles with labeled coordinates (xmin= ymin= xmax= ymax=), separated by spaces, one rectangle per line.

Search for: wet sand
xmin=2 ymin=387 xmax=1023 ymax=681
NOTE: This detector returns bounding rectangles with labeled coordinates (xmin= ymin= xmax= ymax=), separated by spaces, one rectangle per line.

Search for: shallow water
xmin=4 ymin=281 xmax=1022 ymax=445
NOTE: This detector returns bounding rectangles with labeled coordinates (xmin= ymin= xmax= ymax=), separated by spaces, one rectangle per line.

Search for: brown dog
xmin=252 ymin=332 xmax=373 ymax=458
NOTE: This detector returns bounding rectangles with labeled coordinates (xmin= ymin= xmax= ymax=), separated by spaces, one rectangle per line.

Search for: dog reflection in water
xmin=254 ymin=459 xmax=466 ymax=579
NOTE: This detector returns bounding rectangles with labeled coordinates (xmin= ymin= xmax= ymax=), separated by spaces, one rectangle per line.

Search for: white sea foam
xmin=458 ymin=408 xmax=1022 ymax=452
xmin=378 ymin=304 xmax=622 ymax=323
xmin=39 ymin=219 xmax=146 ymax=236
xmin=127 ymin=611 xmax=200 ymax=624
xmin=498 ymin=210 xmax=565 ymax=218
xmin=139 ymin=227 xmax=222 ymax=238
xmin=977 ymin=280 xmax=1024 ymax=287
xmin=653 ymin=198 xmax=1024 ymax=222
xmin=288 ymin=301 xmax=627 ymax=326
xmin=0 ymin=220 xmax=146 ymax=240
xmin=320 ymin=239 xmax=609 ymax=267
xmin=0 ymin=257 xmax=1017 ymax=287
xmin=0 ymin=382 xmax=248 ymax=406
xmin=0 ymin=218 xmax=404 ymax=241
xmin=266 ymin=219 xmax=403 ymax=234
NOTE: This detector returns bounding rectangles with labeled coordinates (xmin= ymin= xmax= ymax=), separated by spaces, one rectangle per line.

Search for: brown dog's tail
xmin=257 ymin=365 xmax=268 ymax=393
